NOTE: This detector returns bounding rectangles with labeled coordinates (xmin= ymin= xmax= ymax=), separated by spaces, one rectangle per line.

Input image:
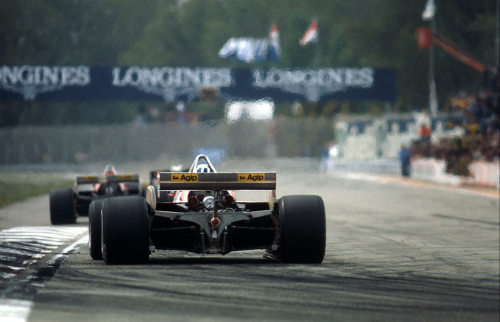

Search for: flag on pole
xmin=268 ymin=23 xmax=280 ymax=62
xmin=255 ymin=38 xmax=270 ymax=63
xmin=300 ymin=19 xmax=318 ymax=46
xmin=429 ymin=79 xmax=438 ymax=117
xmin=218 ymin=38 xmax=258 ymax=63
xmin=422 ymin=0 xmax=436 ymax=21
xmin=218 ymin=24 xmax=281 ymax=63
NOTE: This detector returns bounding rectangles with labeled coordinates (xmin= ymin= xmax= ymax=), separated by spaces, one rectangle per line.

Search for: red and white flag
xmin=269 ymin=23 xmax=279 ymax=47
xmin=300 ymin=19 xmax=318 ymax=46
xmin=268 ymin=23 xmax=280 ymax=62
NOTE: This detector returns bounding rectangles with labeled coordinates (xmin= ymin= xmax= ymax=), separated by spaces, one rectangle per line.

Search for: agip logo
xmin=171 ymin=174 xmax=199 ymax=182
xmin=238 ymin=173 xmax=266 ymax=182
xmin=118 ymin=174 xmax=135 ymax=180
xmin=80 ymin=176 xmax=99 ymax=182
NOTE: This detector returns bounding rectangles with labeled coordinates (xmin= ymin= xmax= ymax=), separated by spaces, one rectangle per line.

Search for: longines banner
xmin=0 ymin=65 xmax=397 ymax=102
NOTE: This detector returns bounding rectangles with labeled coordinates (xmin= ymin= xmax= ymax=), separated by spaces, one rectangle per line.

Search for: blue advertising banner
xmin=0 ymin=65 xmax=397 ymax=103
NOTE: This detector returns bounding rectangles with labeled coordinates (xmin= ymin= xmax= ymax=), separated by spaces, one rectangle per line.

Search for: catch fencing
xmin=0 ymin=117 xmax=335 ymax=164
xmin=0 ymin=112 xmax=484 ymax=166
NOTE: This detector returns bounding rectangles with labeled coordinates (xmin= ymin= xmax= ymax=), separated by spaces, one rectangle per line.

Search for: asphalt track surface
xmin=0 ymin=160 xmax=499 ymax=322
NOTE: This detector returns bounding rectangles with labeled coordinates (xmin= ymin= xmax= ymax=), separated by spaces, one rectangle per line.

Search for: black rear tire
xmin=127 ymin=182 xmax=141 ymax=195
xmin=102 ymin=196 xmax=149 ymax=265
xmin=88 ymin=199 xmax=104 ymax=260
xmin=277 ymin=195 xmax=326 ymax=263
xmin=49 ymin=188 xmax=76 ymax=225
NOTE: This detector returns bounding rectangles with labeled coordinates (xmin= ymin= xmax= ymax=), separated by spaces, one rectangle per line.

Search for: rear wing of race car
xmin=157 ymin=172 xmax=276 ymax=192
xmin=76 ymin=174 xmax=140 ymax=185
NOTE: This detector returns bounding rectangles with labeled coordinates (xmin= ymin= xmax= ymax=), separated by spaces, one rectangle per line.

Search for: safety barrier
xmin=467 ymin=160 xmax=500 ymax=188
xmin=334 ymin=112 xmax=467 ymax=159
xmin=411 ymin=158 xmax=500 ymax=188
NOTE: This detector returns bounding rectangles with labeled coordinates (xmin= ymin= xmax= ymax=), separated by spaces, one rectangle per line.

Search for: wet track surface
xmin=0 ymin=159 xmax=499 ymax=321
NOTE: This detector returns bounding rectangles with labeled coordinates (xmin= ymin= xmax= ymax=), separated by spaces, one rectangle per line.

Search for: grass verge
xmin=0 ymin=172 xmax=74 ymax=209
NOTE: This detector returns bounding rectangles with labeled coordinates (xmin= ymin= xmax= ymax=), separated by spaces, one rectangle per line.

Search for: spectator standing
xmin=418 ymin=124 xmax=432 ymax=142
xmin=398 ymin=144 xmax=411 ymax=177
xmin=319 ymin=140 xmax=337 ymax=172
xmin=135 ymin=103 xmax=149 ymax=127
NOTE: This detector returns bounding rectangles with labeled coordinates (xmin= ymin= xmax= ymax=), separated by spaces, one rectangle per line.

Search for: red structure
xmin=416 ymin=28 xmax=485 ymax=72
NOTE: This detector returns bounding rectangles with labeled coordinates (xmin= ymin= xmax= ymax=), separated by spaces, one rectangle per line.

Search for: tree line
xmin=0 ymin=0 xmax=497 ymax=126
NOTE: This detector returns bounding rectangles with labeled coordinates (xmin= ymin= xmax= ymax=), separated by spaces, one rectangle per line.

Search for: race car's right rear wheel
xmin=277 ymin=195 xmax=326 ymax=263
xmin=49 ymin=188 xmax=76 ymax=225
xmin=102 ymin=196 xmax=149 ymax=265
xmin=88 ymin=199 xmax=104 ymax=260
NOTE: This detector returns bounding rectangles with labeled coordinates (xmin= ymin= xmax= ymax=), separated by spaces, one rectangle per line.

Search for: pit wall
xmin=335 ymin=113 xmax=499 ymax=188
xmin=333 ymin=112 xmax=466 ymax=159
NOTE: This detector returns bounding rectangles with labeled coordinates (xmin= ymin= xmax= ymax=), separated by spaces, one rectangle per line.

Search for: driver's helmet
xmin=103 ymin=164 xmax=117 ymax=176
xmin=195 ymin=164 xmax=212 ymax=173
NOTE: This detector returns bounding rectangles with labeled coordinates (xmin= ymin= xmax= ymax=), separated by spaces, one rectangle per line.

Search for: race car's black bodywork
xmin=89 ymin=155 xmax=326 ymax=264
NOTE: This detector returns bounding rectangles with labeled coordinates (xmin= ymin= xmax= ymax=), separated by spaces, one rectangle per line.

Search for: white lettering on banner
xmin=253 ymin=68 xmax=374 ymax=102
xmin=112 ymin=67 xmax=233 ymax=102
xmin=0 ymin=65 xmax=90 ymax=100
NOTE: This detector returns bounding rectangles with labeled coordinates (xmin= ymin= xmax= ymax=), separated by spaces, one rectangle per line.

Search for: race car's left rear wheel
xmin=102 ymin=196 xmax=149 ymax=265
xmin=49 ymin=188 xmax=76 ymax=225
xmin=88 ymin=199 xmax=104 ymax=260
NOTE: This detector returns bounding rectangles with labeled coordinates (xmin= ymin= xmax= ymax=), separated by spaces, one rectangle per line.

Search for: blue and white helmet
xmin=195 ymin=164 xmax=212 ymax=173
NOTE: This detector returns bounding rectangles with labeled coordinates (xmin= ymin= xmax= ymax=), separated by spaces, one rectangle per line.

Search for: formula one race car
xmin=49 ymin=165 xmax=144 ymax=225
xmin=88 ymin=155 xmax=326 ymax=264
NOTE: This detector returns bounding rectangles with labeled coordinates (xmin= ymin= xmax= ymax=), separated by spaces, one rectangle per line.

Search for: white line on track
xmin=0 ymin=299 xmax=32 ymax=322
xmin=0 ymin=228 xmax=88 ymax=322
